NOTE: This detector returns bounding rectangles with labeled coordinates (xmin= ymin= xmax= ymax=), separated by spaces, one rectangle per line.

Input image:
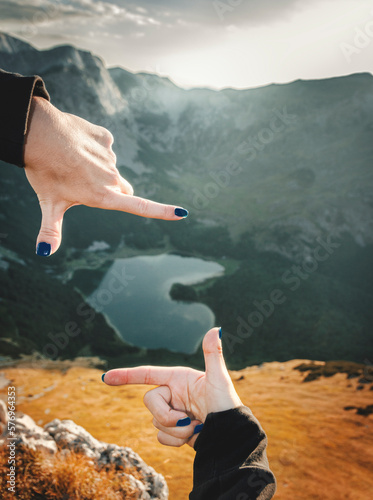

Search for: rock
xmin=0 ymin=411 xmax=57 ymax=454
xmin=45 ymin=418 xmax=104 ymax=459
xmin=45 ymin=419 xmax=168 ymax=499
xmin=0 ymin=411 xmax=168 ymax=499
xmin=97 ymin=443 xmax=168 ymax=500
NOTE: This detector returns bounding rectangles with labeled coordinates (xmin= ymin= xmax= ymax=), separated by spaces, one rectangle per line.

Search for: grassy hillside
xmin=1 ymin=358 xmax=372 ymax=499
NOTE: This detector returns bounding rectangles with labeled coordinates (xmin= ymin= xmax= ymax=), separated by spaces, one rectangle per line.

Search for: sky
xmin=0 ymin=0 xmax=373 ymax=89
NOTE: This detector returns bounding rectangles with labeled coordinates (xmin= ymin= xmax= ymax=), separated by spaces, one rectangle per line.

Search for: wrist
xmin=24 ymin=97 xmax=55 ymax=168
xmin=205 ymin=380 xmax=243 ymax=416
xmin=207 ymin=393 xmax=243 ymax=416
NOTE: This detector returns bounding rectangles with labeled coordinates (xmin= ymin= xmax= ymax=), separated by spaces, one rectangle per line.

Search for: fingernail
xmin=176 ymin=417 xmax=191 ymax=427
xmin=101 ymin=373 xmax=106 ymax=383
xmin=175 ymin=208 xmax=188 ymax=218
xmin=193 ymin=423 xmax=204 ymax=435
xmin=219 ymin=327 xmax=222 ymax=339
xmin=36 ymin=242 xmax=51 ymax=257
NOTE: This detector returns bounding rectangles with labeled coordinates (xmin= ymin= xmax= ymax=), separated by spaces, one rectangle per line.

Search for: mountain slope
xmin=1 ymin=32 xmax=372 ymax=258
xmin=0 ymin=33 xmax=372 ymax=367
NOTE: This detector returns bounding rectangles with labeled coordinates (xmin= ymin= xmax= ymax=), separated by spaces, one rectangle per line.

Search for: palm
xmin=161 ymin=367 xmax=208 ymax=422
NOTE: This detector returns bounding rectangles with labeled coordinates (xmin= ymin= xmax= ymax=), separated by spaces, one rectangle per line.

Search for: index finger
xmin=101 ymin=191 xmax=189 ymax=220
xmin=102 ymin=365 xmax=176 ymax=386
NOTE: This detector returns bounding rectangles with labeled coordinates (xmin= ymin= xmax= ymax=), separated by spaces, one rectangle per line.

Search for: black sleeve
xmin=0 ymin=68 xmax=50 ymax=167
xmin=190 ymin=406 xmax=276 ymax=500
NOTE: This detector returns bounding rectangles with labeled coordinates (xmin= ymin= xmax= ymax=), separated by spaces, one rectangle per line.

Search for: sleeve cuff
xmin=193 ymin=406 xmax=268 ymax=484
xmin=0 ymin=70 xmax=50 ymax=167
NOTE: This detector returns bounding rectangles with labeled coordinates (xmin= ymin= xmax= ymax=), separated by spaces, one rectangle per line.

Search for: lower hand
xmin=24 ymin=97 xmax=188 ymax=256
xmin=102 ymin=328 xmax=242 ymax=448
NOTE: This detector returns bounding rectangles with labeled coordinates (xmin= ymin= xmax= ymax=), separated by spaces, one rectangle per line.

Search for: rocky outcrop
xmin=0 ymin=401 xmax=168 ymax=499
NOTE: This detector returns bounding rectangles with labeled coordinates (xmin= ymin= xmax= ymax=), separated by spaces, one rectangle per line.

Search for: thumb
xmin=36 ymin=201 xmax=65 ymax=256
xmin=203 ymin=327 xmax=243 ymax=414
xmin=203 ymin=327 xmax=231 ymax=384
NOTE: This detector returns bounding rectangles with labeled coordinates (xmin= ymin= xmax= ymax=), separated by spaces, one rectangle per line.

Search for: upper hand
xmin=102 ymin=328 xmax=243 ymax=448
xmin=24 ymin=97 xmax=188 ymax=256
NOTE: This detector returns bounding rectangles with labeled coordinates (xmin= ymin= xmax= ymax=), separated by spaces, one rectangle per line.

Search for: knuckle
xmin=136 ymin=198 xmax=150 ymax=216
xmin=152 ymin=418 xmax=162 ymax=431
xmin=162 ymin=204 xmax=170 ymax=218
xmin=95 ymin=125 xmax=114 ymax=148
xmin=106 ymin=130 xmax=114 ymax=145
xmin=108 ymin=171 xmax=120 ymax=187
xmin=110 ymin=149 xmax=117 ymax=163
xmin=157 ymin=411 xmax=171 ymax=427
xmin=39 ymin=227 xmax=60 ymax=239
xmin=143 ymin=366 xmax=152 ymax=385
xmin=143 ymin=390 xmax=152 ymax=407
xmin=102 ymin=128 xmax=114 ymax=146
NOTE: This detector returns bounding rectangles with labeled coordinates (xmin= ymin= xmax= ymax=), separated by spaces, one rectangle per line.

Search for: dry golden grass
xmin=0 ymin=359 xmax=372 ymax=499
xmin=0 ymin=445 xmax=143 ymax=499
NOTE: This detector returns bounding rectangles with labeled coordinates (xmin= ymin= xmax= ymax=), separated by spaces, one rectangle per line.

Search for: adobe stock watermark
xmin=6 ymin=385 xmax=17 ymax=494
xmin=191 ymin=159 xmax=243 ymax=210
xmin=213 ymin=0 xmax=244 ymax=21
xmin=190 ymin=107 xmax=296 ymax=213
xmin=19 ymin=0 xmax=63 ymax=39
xmin=33 ymin=264 xmax=134 ymax=364
xmin=340 ymin=9 xmax=373 ymax=62
xmin=235 ymin=468 xmax=276 ymax=499
xmin=237 ymin=107 xmax=296 ymax=162
xmin=224 ymin=233 xmax=341 ymax=353
xmin=127 ymin=64 xmax=164 ymax=106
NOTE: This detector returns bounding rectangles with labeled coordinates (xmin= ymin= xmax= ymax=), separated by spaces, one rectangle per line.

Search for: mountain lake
xmin=87 ymin=254 xmax=224 ymax=353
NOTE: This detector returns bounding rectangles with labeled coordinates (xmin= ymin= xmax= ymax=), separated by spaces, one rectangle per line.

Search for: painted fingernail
xmin=176 ymin=417 xmax=191 ymax=427
xmin=193 ymin=423 xmax=204 ymax=435
xmin=219 ymin=327 xmax=222 ymax=339
xmin=101 ymin=373 xmax=106 ymax=383
xmin=36 ymin=242 xmax=51 ymax=257
xmin=175 ymin=208 xmax=188 ymax=218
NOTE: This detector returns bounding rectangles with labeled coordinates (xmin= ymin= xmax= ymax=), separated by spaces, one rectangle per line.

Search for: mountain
xmin=0 ymin=32 xmax=372 ymax=367
xmin=1 ymin=32 xmax=372 ymax=259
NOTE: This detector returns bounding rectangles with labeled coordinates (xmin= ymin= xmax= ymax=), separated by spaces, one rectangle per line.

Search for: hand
xmin=102 ymin=328 xmax=243 ymax=448
xmin=24 ymin=97 xmax=188 ymax=256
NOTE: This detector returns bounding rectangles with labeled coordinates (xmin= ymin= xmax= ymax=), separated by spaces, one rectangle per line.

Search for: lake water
xmin=87 ymin=254 xmax=224 ymax=353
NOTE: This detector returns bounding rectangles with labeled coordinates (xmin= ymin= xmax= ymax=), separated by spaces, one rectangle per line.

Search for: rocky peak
xmin=0 ymin=32 xmax=35 ymax=54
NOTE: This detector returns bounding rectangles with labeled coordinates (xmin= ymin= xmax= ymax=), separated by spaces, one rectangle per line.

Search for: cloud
xmin=0 ymin=0 xmax=83 ymax=22
xmin=0 ymin=0 xmax=312 ymax=27
xmin=2 ymin=0 xmax=370 ymax=90
xmin=117 ymin=0 xmax=307 ymax=26
xmin=0 ymin=0 xmax=161 ymax=27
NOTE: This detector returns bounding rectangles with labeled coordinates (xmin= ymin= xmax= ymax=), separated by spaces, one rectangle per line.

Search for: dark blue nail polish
xmin=36 ymin=242 xmax=51 ymax=257
xmin=101 ymin=373 xmax=106 ymax=383
xmin=219 ymin=327 xmax=222 ymax=339
xmin=175 ymin=208 xmax=188 ymax=218
xmin=193 ymin=423 xmax=204 ymax=435
xmin=176 ymin=417 xmax=191 ymax=427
